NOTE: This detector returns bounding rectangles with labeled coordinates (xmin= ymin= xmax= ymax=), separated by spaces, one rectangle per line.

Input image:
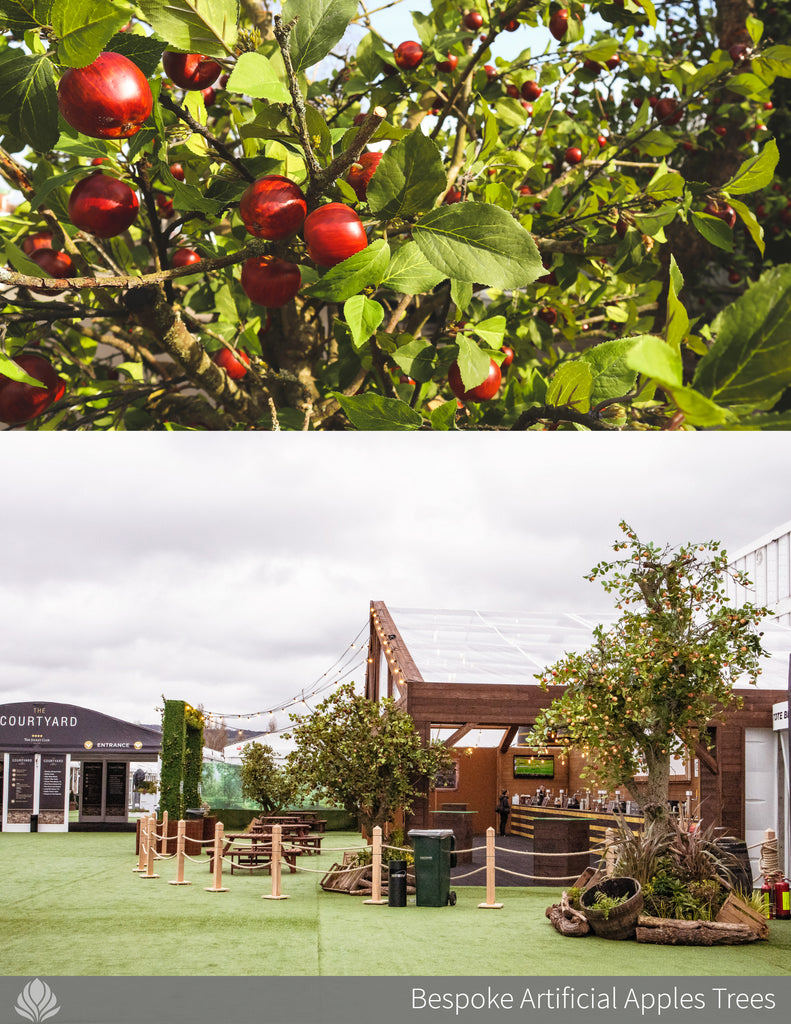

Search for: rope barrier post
xmin=142 ymin=814 xmax=160 ymax=879
xmin=160 ymin=810 xmax=169 ymax=857
xmin=205 ymin=821 xmax=228 ymax=893
xmin=263 ymin=824 xmax=289 ymax=900
xmin=364 ymin=826 xmax=387 ymax=905
xmin=478 ymin=827 xmax=503 ymax=909
xmin=133 ymin=815 xmax=147 ymax=872
xmin=168 ymin=818 xmax=191 ymax=886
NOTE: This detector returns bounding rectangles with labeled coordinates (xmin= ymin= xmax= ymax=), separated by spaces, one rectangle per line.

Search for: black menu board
xmin=81 ymin=761 xmax=103 ymax=816
xmin=105 ymin=762 xmax=127 ymax=816
xmin=8 ymin=754 xmax=35 ymax=810
xmin=39 ymin=755 xmax=67 ymax=810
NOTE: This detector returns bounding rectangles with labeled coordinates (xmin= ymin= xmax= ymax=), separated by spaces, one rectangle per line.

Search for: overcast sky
xmin=0 ymin=433 xmax=788 ymax=730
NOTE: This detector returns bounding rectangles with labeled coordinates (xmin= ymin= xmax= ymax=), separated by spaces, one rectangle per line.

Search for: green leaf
xmin=303 ymin=101 xmax=332 ymax=162
xmin=0 ymin=351 xmax=48 ymax=388
xmin=693 ymin=265 xmax=791 ymax=408
xmin=5 ymin=238 xmax=48 ymax=276
xmin=450 ymin=278 xmax=472 ymax=315
xmin=729 ymin=197 xmax=764 ymax=257
xmin=380 ymin=241 xmax=445 ymax=294
xmin=470 ymin=316 xmax=506 ymax=350
xmin=581 ymin=338 xmax=638 ymax=406
xmin=667 ymin=386 xmax=733 ymax=427
xmin=137 ymin=0 xmax=238 ymax=58
xmin=391 ymin=337 xmax=438 ymax=383
xmin=665 ymin=255 xmax=689 ymax=352
xmin=455 ymin=333 xmax=491 ymax=390
xmin=0 ymin=49 xmax=59 ymax=152
xmin=690 ymin=211 xmax=734 ymax=252
xmin=105 ymin=31 xmax=167 ymax=76
xmin=28 ymin=165 xmax=84 ymax=209
xmin=625 ymin=334 xmax=683 ymax=389
xmin=546 ymin=361 xmax=593 ymax=413
xmin=366 ymin=128 xmax=446 ymax=219
xmin=225 ymin=52 xmax=290 ymax=103
xmin=332 ymin=392 xmax=423 ymax=430
xmin=51 ymin=0 xmax=131 ymax=68
xmin=281 ymin=0 xmax=357 ymax=74
xmin=0 ymin=0 xmax=52 ymax=30
xmin=430 ymin=400 xmax=458 ymax=430
xmin=745 ymin=15 xmax=763 ymax=46
xmin=303 ymin=239 xmax=390 ymax=303
xmin=343 ymin=295 xmax=384 ymax=350
xmin=413 ymin=203 xmax=543 ymax=290
xmin=755 ymin=44 xmax=791 ymax=81
xmin=721 ymin=140 xmax=778 ymax=196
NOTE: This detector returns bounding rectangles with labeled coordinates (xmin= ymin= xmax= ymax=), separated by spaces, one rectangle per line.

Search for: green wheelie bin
xmin=407 ymin=828 xmax=457 ymax=907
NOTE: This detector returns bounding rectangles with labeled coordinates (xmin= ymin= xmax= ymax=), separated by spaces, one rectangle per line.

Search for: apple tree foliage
xmin=528 ymin=521 xmax=771 ymax=827
xmin=239 ymin=739 xmax=299 ymax=812
xmin=285 ymin=681 xmax=454 ymax=833
xmin=1 ymin=0 xmax=790 ymax=430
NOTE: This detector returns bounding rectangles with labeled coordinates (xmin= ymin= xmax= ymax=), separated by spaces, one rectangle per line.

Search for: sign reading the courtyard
xmin=0 ymin=702 xmax=161 ymax=754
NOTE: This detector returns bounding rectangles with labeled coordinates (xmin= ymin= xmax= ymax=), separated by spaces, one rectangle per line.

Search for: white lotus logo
xmin=15 ymin=980 xmax=60 ymax=1022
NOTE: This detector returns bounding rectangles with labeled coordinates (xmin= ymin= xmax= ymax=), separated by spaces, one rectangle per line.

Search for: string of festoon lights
xmin=199 ymin=620 xmax=369 ymax=734
xmin=368 ymin=603 xmax=408 ymax=692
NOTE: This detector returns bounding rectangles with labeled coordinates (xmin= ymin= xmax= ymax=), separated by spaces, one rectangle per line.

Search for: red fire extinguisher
xmin=776 ymin=877 xmax=791 ymax=920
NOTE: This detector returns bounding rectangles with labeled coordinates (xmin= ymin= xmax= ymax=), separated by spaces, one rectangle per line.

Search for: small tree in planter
xmin=529 ymin=521 xmax=770 ymax=829
xmin=239 ymin=741 xmax=298 ymax=815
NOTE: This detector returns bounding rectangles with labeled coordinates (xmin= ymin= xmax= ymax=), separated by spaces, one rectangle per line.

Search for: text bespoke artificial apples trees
xmin=1 ymin=0 xmax=790 ymax=430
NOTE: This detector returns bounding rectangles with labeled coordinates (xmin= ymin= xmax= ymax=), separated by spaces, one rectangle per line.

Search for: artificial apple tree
xmin=0 ymin=0 xmax=790 ymax=429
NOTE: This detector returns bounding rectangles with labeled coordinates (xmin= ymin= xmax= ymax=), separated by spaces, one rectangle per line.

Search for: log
xmin=635 ymin=915 xmax=760 ymax=946
xmin=546 ymin=891 xmax=591 ymax=936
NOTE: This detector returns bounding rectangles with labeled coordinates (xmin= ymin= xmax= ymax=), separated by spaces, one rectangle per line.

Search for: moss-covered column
xmin=183 ymin=704 xmax=205 ymax=811
xmin=160 ymin=700 xmax=187 ymax=818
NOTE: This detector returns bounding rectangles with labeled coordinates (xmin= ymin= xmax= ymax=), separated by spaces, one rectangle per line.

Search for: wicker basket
xmin=581 ymin=876 xmax=643 ymax=940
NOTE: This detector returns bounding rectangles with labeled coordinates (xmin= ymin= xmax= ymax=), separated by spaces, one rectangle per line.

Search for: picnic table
xmin=209 ymin=833 xmax=299 ymax=875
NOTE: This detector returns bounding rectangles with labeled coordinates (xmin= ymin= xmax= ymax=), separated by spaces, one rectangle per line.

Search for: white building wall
xmin=727 ymin=520 xmax=791 ymax=625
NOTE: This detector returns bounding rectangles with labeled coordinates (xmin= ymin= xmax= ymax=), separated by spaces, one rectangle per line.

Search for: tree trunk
xmin=630 ymin=746 xmax=672 ymax=828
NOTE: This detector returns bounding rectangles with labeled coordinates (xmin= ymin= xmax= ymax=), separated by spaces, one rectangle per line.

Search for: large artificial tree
xmin=1 ymin=0 xmax=790 ymax=430
xmin=528 ymin=521 xmax=771 ymax=827
xmin=286 ymin=681 xmax=454 ymax=834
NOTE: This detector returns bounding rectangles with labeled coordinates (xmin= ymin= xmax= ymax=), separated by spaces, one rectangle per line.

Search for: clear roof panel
xmin=389 ymin=607 xmax=791 ymax=691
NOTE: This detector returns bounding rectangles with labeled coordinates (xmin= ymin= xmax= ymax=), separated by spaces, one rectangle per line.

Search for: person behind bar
xmin=496 ymin=789 xmax=511 ymax=836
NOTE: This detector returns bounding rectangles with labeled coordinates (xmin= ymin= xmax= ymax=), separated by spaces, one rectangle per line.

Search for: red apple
xmin=21 ymin=231 xmax=54 ymax=255
xmin=522 ymin=101 xmax=534 ymax=114
xmin=57 ymin=52 xmax=153 ymax=139
xmin=169 ymin=163 xmax=185 ymax=181
xmin=714 ymin=125 xmax=727 ymax=137
xmin=448 ymin=358 xmax=502 ymax=401
xmin=728 ymin=43 xmax=751 ymax=63
xmin=443 ymin=187 xmax=463 ymax=204
xmin=727 ymin=269 xmax=741 ymax=284
xmin=212 ymin=348 xmax=251 ymax=379
xmin=0 ymin=353 xmax=66 ymax=424
xmin=538 ymin=307 xmax=558 ymax=325
xmin=91 ymin=157 xmax=108 ymax=165
xmin=502 ymin=19 xmax=519 ymax=32
xmin=303 ymin=203 xmax=368 ymax=267
xmin=171 ymin=247 xmax=201 ymax=268
xmin=505 ymin=83 xmax=520 ymax=98
xmin=345 ymin=152 xmax=383 ymax=201
xmin=462 ymin=11 xmax=484 ymax=30
xmin=549 ymin=9 xmax=569 ymax=40
xmin=27 ymin=247 xmax=74 ymax=292
xmin=162 ymin=52 xmax=222 ymax=90
xmin=501 ymin=345 xmax=514 ymax=368
xmin=241 ymin=256 xmax=301 ymax=307
xmin=654 ymin=97 xmax=683 ymax=124
xmin=597 ymin=134 xmax=608 ymax=147
xmin=239 ymin=175 xmax=307 ymax=240
xmin=394 ymin=41 xmax=424 ymax=70
xmin=704 ymin=200 xmax=736 ymax=228
xmin=68 ymin=173 xmax=139 ymax=237
xmin=565 ymin=146 xmax=583 ymax=165
xmin=353 ymin=112 xmax=367 ymax=126
xmin=484 ymin=64 xmax=497 ymax=80
xmin=201 ymin=86 xmax=216 ymax=106
xmin=437 ymin=54 xmax=458 ymax=72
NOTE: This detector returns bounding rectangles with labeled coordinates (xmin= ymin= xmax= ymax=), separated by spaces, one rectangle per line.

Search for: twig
xmin=159 ymin=93 xmax=254 ymax=182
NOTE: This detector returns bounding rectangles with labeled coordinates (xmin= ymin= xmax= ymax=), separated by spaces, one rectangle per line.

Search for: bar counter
xmin=510 ymin=803 xmax=644 ymax=848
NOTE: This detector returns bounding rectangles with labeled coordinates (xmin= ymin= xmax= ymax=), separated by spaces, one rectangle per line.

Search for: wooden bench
xmin=209 ymin=839 xmax=298 ymax=875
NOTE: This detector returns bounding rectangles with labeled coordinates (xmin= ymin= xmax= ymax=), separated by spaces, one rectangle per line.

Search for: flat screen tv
xmin=513 ymin=754 xmax=554 ymax=779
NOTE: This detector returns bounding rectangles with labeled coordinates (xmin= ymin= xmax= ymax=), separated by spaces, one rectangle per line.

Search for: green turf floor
xmin=1 ymin=832 xmax=789 ymax=977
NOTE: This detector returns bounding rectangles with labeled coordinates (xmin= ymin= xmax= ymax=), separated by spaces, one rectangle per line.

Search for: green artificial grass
xmin=1 ymin=832 xmax=789 ymax=977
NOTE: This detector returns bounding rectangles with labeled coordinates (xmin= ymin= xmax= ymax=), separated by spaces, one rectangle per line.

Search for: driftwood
xmin=546 ymin=891 xmax=591 ymax=937
xmin=636 ymin=915 xmax=760 ymax=946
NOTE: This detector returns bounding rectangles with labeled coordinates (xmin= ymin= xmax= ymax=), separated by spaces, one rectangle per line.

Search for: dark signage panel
xmin=8 ymin=754 xmax=35 ymax=810
xmin=82 ymin=761 xmax=103 ymax=817
xmin=105 ymin=762 xmax=127 ymax=816
xmin=39 ymin=755 xmax=67 ymax=810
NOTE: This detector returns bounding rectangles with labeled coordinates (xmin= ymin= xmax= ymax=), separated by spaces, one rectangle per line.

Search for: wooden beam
xmin=500 ymin=724 xmax=519 ymax=752
xmin=695 ymin=741 xmax=719 ymax=776
xmin=442 ymin=724 xmax=477 ymax=747
xmin=369 ymin=601 xmax=424 ymax=693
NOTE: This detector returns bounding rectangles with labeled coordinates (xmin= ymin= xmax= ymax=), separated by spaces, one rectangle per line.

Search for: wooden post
xmin=364 ymin=826 xmax=387 ymax=905
xmin=263 ymin=824 xmax=289 ymax=900
xmin=134 ymin=815 xmax=147 ymax=872
xmin=478 ymin=827 xmax=503 ymax=909
xmin=141 ymin=814 xmax=160 ymax=879
xmin=605 ymin=827 xmax=616 ymax=876
xmin=204 ymin=821 xmax=228 ymax=893
xmin=160 ymin=810 xmax=169 ymax=857
xmin=168 ymin=819 xmax=191 ymax=886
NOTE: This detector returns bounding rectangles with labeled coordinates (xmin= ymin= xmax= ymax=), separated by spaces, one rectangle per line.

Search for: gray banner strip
xmin=0 ymin=977 xmax=789 ymax=1024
